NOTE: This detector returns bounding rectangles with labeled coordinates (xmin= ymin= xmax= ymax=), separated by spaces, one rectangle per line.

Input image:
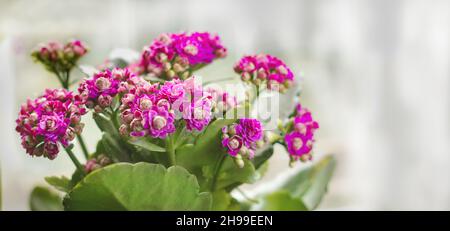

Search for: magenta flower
xmin=221 ymin=118 xmax=264 ymax=159
xmin=179 ymin=76 xmax=213 ymax=131
xmin=137 ymin=32 xmax=227 ymax=79
xmin=183 ymin=98 xmax=213 ymax=131
xmin=221 ymin=135 xmax=244 ymax=156
xmin=236 ymin=118 xmax=263 ymax=146
xmin=119 ymin=78 xmax=177 ymax=138
xmin=78 ymin=68 xmax=135 ymax=112
xmin=234 ymin=54 xmax=294 ymax=92
xmin=158 ymin=79 xmax=185 ymax=103
xmin=285 ymin=132 xmax=314 ymax=159
xmin=15 ymin=89 xmax=86 ymax=159
xmin=284 ymin=103 xmax=319 ymax=161
xmin=143 ymin=107 xmax=176 ymax=138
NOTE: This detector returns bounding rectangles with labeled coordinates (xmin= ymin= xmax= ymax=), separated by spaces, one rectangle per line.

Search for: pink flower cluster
xmin=78 ymin=68 xmax=136 ymax=112
xmin=206 ymin=87 xmax=238 ymax=114
xmin=234 ymin=54 xmax=294 ymax=92
xmin=15 ymin=89 xmax=87 ymax=159
xmin=284 ymin=103 xmax=319 ymax=161
xmin=221 ymin=118 xmax=264 ymax=159
xmin=32 ymin=40 xmax=88 ymax=73
xmin=119 ymin=76 xmax=214 ymax=139
xmin=137 ymin=32 xmax=227 ymax=79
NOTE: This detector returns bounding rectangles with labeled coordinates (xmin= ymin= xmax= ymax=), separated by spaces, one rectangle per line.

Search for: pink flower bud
xmin=98 ymin=94 xmax=113 ymax=108
xmin=152 ymin=116 xmax=167 ymax=130
xmin=95 ymin=77 xmax=111 ymax=91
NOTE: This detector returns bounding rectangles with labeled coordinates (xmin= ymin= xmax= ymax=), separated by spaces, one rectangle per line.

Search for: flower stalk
xmin=64 ymin=147 xmax=85 ymax=176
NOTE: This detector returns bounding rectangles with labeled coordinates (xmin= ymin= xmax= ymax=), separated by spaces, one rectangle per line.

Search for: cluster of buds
xmin=234 ymin=54 xmax=294 ymax=92
xmin=84 ymin=154 xmax=112 ymax=173
xmin=119 ymin=76 xmax=215 ymax=139
xmin=78 ymin=68 xmax=136 ymax=112
xmin=283 ymin=103 xmax=319 ymax=163
xmin=32 ymin=40 xmax=88 ymax=75
xmin=137 ymin=32 xmax=227 ymax=80
xmin=15 ymin=89 xmax=87 ymax=159
xmin=221 ymin=118 xmax=264 ymax=168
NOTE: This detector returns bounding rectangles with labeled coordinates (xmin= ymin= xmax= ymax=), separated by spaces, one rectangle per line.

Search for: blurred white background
xmin=0 ymin=0 xmax=449 ymax=210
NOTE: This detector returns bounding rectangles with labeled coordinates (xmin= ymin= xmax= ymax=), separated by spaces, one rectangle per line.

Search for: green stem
xmin=111 ymin=109 xmax=120 ymax=130
xmin=64 ymin=147 xmax=86 ymax=176
xmin=210 ymin=154 xmax=227 ymax=191
xmin=166 ymin=136 xmax=176 ymax=166
xmin=77 ymin=134 xmax=89 ymax=160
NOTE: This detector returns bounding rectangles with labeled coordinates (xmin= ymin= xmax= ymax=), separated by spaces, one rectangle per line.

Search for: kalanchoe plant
xmin=18 ymin=32 xmax=335 ymax=211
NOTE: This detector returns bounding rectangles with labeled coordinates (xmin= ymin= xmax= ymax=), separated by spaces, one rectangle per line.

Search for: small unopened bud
xmin=284 ymin=80 xmax=293 ymax=88
xmin=163 ymin=62 xmax=172 ymax=71
xmin=241 ymin=72 xmax=251 ymax=81
xmin=300 ymin=154 xmax=310 ymax=162
xmin=293 ymin=137 xmax=303 ymax=151
xmin=166 ymin=70 xmax=176 ymax=79
xmin=234 ymin=154 xmax=245 ymax=168
xmin=256 ymin=140 xmax=265 ymax=148
xmin=139 ymin=98 xmax=153 ymax=110
xmin=119 ymin=124 xmax=129 ymax=136
xmin=181 ymin=71 xmax=190 ymax=79
xmin=98 ymin=94 xmax=113 ymax=108
xmin=152 ymin=116 xmax=167 ymax=130
xmin=156 ymin=53 xmax=168 ymax=63
xmin=277 ymin=65 xmax=288 ymax=75
xmin=238 ymin=146 xmax=248 ymax=156
xmin=172 ymin=63 xmax=184 ymax=73
xmin=243 ymin=62 xmax=255 ymax=72
xmin=97 ymin=154 xmax=111 ymax=166
xmin=95 ymin=77 xmax=111 ymax=90
xmin=257 ymin=68 xmax=267 ymax=79
xmin=183 ymin=44 xmax=198 ymax=56
xmin=228 ymin=125 xmax=237 ymax=135
xmin=94 ymin=105 xmax=103 ymax=113
xmin=157 ymin=99 xmax=170 ymax=109
xmin=295 ymin=123 xmax=307 ymax=135
xmin=215 ymin=49 xmax=227 ymax=58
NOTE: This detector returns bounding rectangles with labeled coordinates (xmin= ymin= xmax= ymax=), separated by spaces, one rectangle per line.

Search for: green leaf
xmin=128 ymin=138 xmax=166 ymax=153
xmin=212 ymin=158 xmax=258 ymax=190
xmin=29 ymin=186 xmax=63 ymax=211
xmin=211 ymin=190 xmax=232 ymax=211
xmin=260 ymin=191 xmax=308 ymax=211
xmin=45 ymin=176 xmax=70 ymax=193
xmin=259 ymin=155 xmax=336 ymax=211
xmin=93 ymin=113 xmax=118 ymax=136
xmin=227 ymin=198 xmax=250 ymax=211
xmin=252 ymin=146 xmax=274 ymax=169
xmin=101 ymin=133 xmax=130 ymax=162
xmin=177 ymin=119 xmax=236 ymax=171
xmin=64 ymin=162 xmax=211 ymax=211
xmin=192 ymin=118 xmax=237 ymax=155
xmin=295 ymin=155 xmax=336 ymax=210
xmin=69 ymin=168 xmax=85 ymax=190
